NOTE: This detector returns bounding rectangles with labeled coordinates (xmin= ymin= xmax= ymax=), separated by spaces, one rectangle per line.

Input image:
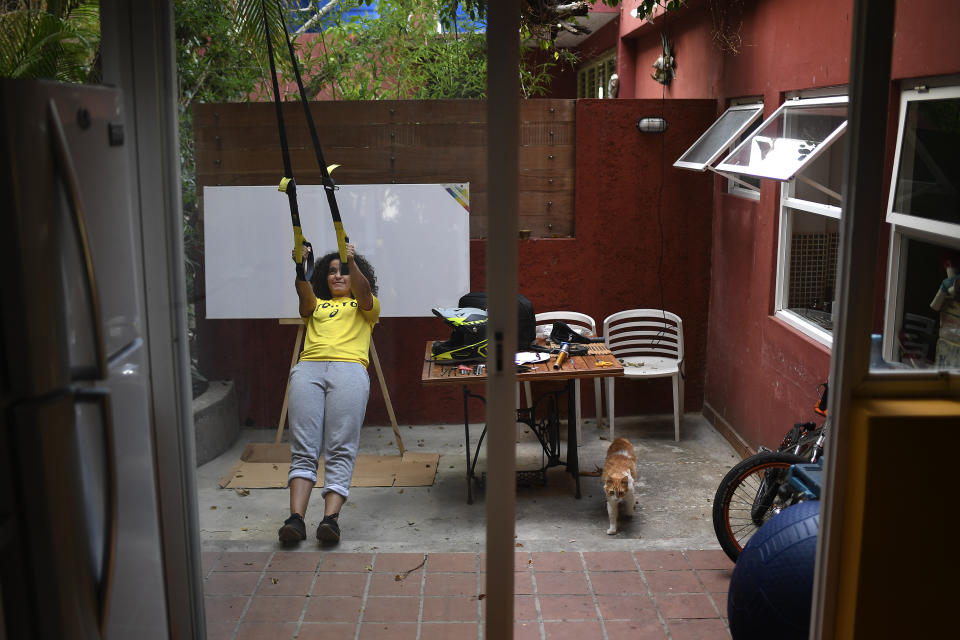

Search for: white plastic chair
xmin=603 ymin=309 xmax=685 ymax=442
xmin=521 ymin=311 xmax=602 ymax=446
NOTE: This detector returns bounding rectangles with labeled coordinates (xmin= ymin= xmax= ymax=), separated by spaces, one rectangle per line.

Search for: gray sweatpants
xmin=287 ymin=360 xmax=370 ymax=500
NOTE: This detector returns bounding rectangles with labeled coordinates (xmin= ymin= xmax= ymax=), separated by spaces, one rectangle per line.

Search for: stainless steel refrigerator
xmin=1 ymin=79 xmax=170 ymax=638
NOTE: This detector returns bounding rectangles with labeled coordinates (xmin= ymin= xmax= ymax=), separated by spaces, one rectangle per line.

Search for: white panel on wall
xmin=203 ymin=183 xmax=470 ymax=318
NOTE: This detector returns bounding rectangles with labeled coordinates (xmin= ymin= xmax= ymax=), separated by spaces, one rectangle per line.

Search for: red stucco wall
xmin=198 ymin=99 xmax=718 ymax=429
xmin=604 ymin=0 xmax=960 ymax=451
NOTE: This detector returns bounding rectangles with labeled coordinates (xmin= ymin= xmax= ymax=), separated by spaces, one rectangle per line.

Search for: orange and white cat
xmin=602 ymin=438 xmax=637 ymax=535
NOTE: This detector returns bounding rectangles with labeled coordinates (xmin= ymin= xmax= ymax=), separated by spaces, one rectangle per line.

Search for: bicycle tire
xmin=712 ymin=451 xmax=807 ymax=562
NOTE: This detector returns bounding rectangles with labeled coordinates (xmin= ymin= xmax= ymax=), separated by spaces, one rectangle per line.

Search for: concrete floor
xmin=197 ymin=413 xmax=741 ymax=554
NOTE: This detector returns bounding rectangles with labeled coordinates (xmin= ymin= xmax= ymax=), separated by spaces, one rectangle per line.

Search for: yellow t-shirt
xmin=299 ymin=296 xmax=381 ymax=367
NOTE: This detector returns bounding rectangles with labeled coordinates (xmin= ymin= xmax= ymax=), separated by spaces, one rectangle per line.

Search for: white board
xmin=203 ymin=183 xmax=470 ymax=319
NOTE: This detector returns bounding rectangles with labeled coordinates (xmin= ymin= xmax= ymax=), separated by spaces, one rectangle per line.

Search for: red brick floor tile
xmin=535 ymin=571 xmax=591 ymax=595
xmin=644 ymin=570 xmax=705 ymax=594
xmin=514 ymin=621 xmax=542 ymax=640
xmin=424 ymin=573 xmax=478 ymax=596
xmin=419 ymin=622 xmax=480 ymax=639
xmin=477 ymin=551 xmax=531 ymax=572
xmin=685 ymin=550 xmax=734 ymax=570
xmin=205 ymin=571 xmax=261 ymax=596
xmin=538 ymin=595 xmax=598 ymax=621
xmin=204 ymin=596 xmax=248 ymax=622
xmin=543 ymin=620 xmax=604 ymax=639
xmin=202 ymin=551 xmax=221 ymax=574
xmin=712 ymin=593 xmax=729 ymax=619
xmin=583 ymin=551 xmax=637 ymax=571
xmin=361 ymin=596 xmax=420 ymax=622
xmin=215 ymin=551 xmax=272 ymax=572
xmin=633 ymin=551 xmax=690 ymax=571
xmin=371 ymin=553 xmax=426 ymax=573
xmin=318 ymin=553 xmax=373 ymax=572
xmin=595 ymin=594 xmax=658 ymax=620
xmin=254 ymin=572 xmax=315 ymax=596
xmin=242 ymin=595 xmax=307 ymax=622
xmin=205 ymin=620 xmax=236 ymax=640
xmin=303 ymin=595 xmax=364 ymax=622
xmin=356 ymin=622 xmax=418 ymax=639
xmin=696 ymin=568 xmax=734 ymax=593
xmin=666 ymin=617 xmax=732 ymax=639
xmin=589 ymin=571 xmax=648 ymax=594
xmin=366 ymin=571 xmax=421 ymax=596
xmin=655 ymin=593 xmax=722 ymax=619
xmin=531 ymin=552 xmax=584 ymax=571
xmin=267 ymin=551 xmax=324 ymax=572
xmin=311 ymin=572 xmax=368 ymax=596
xmin=513 ymin=595 xmax=538 ymax=620
xmin=296 ymin=622 xmax=358 ymax=639
xmin=421 ymin=596 xmax=481 ymax=621
xmin=604 ymin=619 xmax=669 ymax=639
xmin=426 ymin=552 xmax=477 ymax=572
xmin=233 ymin=621 xmax=298 ymax=640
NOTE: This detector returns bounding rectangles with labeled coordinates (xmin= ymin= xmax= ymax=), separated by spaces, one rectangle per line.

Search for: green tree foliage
xmin=0 ymin=0 xmax=101 ymax=82
xmin=293 ymin=0 xmax=574 ymax=100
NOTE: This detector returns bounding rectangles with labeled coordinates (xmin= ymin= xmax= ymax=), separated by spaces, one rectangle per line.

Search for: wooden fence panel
xmin=194 ymin=99 xmax=575 ymax=238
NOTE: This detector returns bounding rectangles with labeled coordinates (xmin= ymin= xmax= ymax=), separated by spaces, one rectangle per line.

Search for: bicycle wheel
xmin=712 ymin=451 xmax=807 ymax=562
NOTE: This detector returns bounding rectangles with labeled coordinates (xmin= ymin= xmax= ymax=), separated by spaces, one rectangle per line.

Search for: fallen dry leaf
xmin=478 ymin=594 xmax=486 ymax=601
xmin=271 ymin=578 xmax=279 ymax=584
xmin=234 ymin=488 xmax=250 ymax=496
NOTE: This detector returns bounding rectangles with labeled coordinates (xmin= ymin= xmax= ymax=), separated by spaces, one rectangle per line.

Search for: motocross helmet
xmin=431 ymin=307 xmax=488 ymax=362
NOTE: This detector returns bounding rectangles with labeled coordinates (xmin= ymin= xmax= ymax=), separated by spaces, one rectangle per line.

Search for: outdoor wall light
xmin=637 ymin=116 xmax=669 ymax=133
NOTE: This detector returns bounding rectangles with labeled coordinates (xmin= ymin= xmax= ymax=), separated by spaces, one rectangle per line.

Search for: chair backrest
xmin=535 ymin=311 xmax=597 ymax=341
xmin=603 ymin=309 xmax=684 ymax=361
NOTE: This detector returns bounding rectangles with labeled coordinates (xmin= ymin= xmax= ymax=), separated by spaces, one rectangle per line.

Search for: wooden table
xmin=420 ymin=342 xmax=623 ymax=503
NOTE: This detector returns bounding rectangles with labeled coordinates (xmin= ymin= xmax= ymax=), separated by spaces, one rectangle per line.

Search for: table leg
xmin=567 ymin=379 xmax=581 ymax=498
xmin=463 ymin=385 xmax=473 ymax=504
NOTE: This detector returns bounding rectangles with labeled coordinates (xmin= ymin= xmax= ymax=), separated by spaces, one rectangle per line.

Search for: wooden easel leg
xmin=370 ymin=338 xmax=405 ymax=454
xmin=275 ymin=323 xmax=305 ymax=444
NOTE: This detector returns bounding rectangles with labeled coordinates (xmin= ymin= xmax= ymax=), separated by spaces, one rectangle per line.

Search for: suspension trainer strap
xmin=260 ymin=0 xmax=314 ymax=280
xmin=273 ymin=0 xmax=349 ymax=274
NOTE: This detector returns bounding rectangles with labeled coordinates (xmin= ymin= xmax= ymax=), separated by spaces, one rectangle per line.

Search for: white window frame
xmin=730 ymin=91 xmax=848 ymax=346
xmin=879 ymin=81 xmax=960 ymax=371
xmin=885 ymin=84 xmax=960 ymax=240
xmin=716 ymin=95 xmax=848 ymax=182
xmin=727 ymin=97 xmax=765 ymax=200
xmin=881 ymin=225 xmax=960 ymax=366
xmin=577 ymin=49 xmax=616 ymax=99
xmin=673 ymin=102 xmax=763 ymax=171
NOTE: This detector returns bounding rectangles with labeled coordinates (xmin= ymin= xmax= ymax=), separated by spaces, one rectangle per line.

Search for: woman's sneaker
xmin=278 ymin=513 xmax=306 ymax=544
xmin=316 ymin=513 xmax=341 ymax=544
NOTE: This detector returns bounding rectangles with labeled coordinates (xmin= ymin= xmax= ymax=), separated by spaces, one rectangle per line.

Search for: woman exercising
xmin=278 ymin=242 xmax=379 ymax=545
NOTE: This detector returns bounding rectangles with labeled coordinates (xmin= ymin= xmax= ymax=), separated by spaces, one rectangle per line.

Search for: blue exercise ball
xmin=727 ymin=499 xmax=820 ymax=640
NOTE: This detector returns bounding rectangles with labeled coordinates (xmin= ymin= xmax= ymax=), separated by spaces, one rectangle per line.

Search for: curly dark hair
xmin=309 ymin=250 xmax=378 ymax=299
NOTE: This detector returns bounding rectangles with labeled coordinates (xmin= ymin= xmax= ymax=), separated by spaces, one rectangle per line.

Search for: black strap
xmin=264 ymin=0 xmax=349 ymax=275
xmin=260 ymin=0 xmax=313 ymax=280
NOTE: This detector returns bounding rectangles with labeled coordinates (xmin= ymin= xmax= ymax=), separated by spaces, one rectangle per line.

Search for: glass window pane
xmin=785 ymin=208 xmax=840 ymax=333
xmin=891 ymin=97 xmax=960 ymax=227
xmin=789 ymin=134 xmax=847 ymax=206
xmin=674 ymin=105 xmax=762 ymax=169
xmin=874 ymin=236 xmax=960 ymax=371
xmin=718 ymin=99 xmax=847 ymax=181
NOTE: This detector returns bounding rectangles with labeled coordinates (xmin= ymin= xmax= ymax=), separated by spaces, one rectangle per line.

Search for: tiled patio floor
xmin=203 ymin=549 xmax=733 ymax=639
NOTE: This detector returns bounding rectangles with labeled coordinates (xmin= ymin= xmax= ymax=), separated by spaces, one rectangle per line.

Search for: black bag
xmin=458 ymin=291 xmax=536 ymax=351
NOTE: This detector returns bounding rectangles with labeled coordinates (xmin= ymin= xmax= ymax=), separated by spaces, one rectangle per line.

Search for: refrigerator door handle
xmin=47 ymin=98 xmax=108 ymax=381
xmin=74 ymin=386 xmax=118 ymax=634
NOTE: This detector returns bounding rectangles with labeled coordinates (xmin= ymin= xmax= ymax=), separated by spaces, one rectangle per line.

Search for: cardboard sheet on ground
xmin=218 ymin=443 xmax=439 ymax=489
